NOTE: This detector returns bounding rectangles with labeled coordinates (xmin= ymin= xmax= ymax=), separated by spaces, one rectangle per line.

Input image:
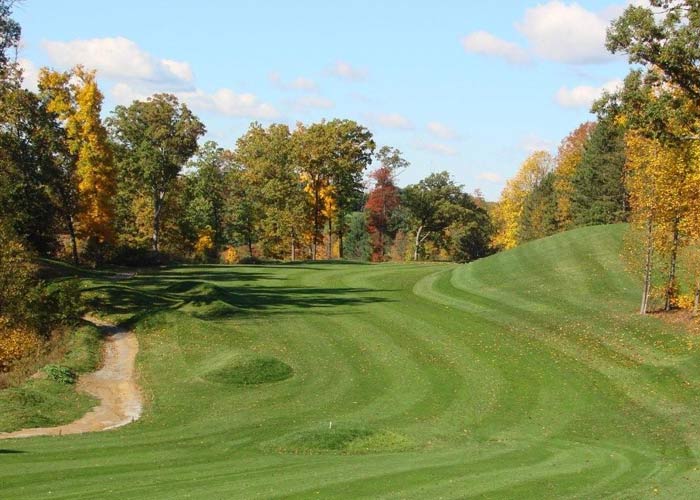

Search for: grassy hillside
xmin=2 ymin=224 xmax=699 ymax=498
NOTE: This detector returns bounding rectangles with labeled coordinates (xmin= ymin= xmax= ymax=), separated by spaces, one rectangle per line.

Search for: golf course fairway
xmin=1 ymin=224 xmax=699 ymax=498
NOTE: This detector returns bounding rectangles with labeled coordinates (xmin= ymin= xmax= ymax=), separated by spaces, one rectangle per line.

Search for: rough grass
xmin=0 ymin=324 xmax=101 ymax=432
xmin=2 ymin=224 xmax=700 ymax=498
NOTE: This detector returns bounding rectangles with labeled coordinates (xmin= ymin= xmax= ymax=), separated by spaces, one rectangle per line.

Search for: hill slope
xmin=1 ymin=224 xmax=699 ymax=498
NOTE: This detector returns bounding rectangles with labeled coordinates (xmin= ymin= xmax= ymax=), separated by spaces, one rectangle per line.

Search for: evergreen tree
xmin=343 ymin=212 xmax=372 ymax=261
xmin=519 ymin=171 xmax=558 ymax=243
xmin=571 ymin=118 xmax=628 ymax=226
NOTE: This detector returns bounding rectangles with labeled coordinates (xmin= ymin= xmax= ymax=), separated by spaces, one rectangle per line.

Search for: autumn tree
xmin=38 ymin=66 xmax=116 ymax=263
xmin=365 ymin=146 xmax=406 ymax=261
xmin=491 ymin=151 xmax=553 ymax=249
xmin=108 ymin=94 xmax=205 ymax=253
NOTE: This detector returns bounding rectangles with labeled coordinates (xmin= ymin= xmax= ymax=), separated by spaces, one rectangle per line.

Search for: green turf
xmin=2 ymin=224 xmax=699 ymax=498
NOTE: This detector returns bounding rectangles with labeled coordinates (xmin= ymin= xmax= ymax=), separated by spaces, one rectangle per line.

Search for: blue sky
xmin=14 ymin=0 xmax=636 ymax=199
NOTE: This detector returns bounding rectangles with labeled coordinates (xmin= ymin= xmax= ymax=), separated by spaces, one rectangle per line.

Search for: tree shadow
xmin=83 ymin=267 xmax=395 ymax=322
xmin=0 ymin=449 xmax=26 ymax=454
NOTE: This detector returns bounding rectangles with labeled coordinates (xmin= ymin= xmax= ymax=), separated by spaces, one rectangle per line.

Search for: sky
xmin=13 ymin=0 xmax=640 ymax=200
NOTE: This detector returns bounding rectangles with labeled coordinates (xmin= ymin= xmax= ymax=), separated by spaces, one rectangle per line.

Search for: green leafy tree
xmin=234 ymin=122 xmax=307 ymax=259
xmin=181 ymin=141 xmax=230 ymax=250
xmin=293 ymin=119 xmax=374 ymax=259
xmin=0 ymin=85 xmax=64 ymax=254
xmin=108 ymin=94 xmax=205 ymax=252
xmin=607 ymin=1 xmax=700 ymax=103
xmin=0 ymin=0 xmax=20 ymax=75
xmin=403 ymin=171 xmax=491 ymax=261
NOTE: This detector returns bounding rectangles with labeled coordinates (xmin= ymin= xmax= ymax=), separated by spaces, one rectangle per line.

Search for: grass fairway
xmin=2 ymin=224 xmax=700 ymax=498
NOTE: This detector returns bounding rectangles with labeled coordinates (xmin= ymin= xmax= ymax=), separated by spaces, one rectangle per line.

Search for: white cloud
xmin=270 ymin=72 xmax=318 ymax=91
xmin=477 ymin=171 xmax=504 ymax=183
xmin=290 ymin=95 xmax=334 ymax=111
xmin=555 ymin=79 xmax=622 ymax=108
xmin=18 ymin=58 xmax=38 ymax=91
xmin=43 ymin=37 xmax=278 ymax=120
xmin=517 ymin=1 xmax=615 ymax=64
xmin=42 ymin=37 xmax=194 ymax=86
xmin=365 ymin=112 xmax=413 ymax=130
xmin=178 ymin=88 xmax=279 ymax=119
xmin=329 ymin=60 xmax=367 ymax=81
xmin=461 ymin=31 xmax=530 ymax=64
xmin=161 ymin=59 xmax=194 ymax=82
xmin=462 ymin=1 xmax=624 ymax=66
xmin=427 ymin=121 xmax=459 ymax=140
xmin=112 ymin=83 xmax=279 ymax=119
xmin=111 ymin=82 xmax=147 ymax=104
xmin=415 ymin=141 xmax=458 ymax=156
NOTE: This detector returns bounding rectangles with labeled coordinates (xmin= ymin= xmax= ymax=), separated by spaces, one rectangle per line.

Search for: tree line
xmin=0 ymin=2 xmax=492 ymax=270
xmin=492 ymin=0 xmax=700 ymax=316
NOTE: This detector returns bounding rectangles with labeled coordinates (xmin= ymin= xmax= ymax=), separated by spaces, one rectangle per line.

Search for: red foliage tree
xmin=365 ymin=166 xmax=400 ymax=261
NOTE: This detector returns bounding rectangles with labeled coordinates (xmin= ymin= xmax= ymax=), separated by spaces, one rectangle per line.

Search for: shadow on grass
xmin=83 ymin=268 xmax=395 ymax=323
xmin=0 ymin=449 xmax=26 ymax=454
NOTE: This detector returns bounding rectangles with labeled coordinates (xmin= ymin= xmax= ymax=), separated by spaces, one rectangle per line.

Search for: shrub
xmin=46 ymin=280 xmax=84 ymax=326
xmin=0 ymin=223 xmax=41 ymax=328
xmin=219 ymin=246 xmax=239 ymax=264
xmin=42 ymin=364 xmax=77 ymax=384
xmin=0 ymin=319 xmax=43 ymax=372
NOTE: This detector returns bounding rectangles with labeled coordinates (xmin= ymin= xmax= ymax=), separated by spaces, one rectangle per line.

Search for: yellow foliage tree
xmin=491 ymin=151 xmax=553 ymax=250
xmin=38 ymin=66 xmax=116 ymax=264
xmin=194 ymin=227 xmax=215 ymax=261
xmin=72 ymin=67 xmax=115 ymax=246
xmin=38 ymin=66 xmax=116 ymax=258
xmin=625 ymin=130 xmax=697 ymax=312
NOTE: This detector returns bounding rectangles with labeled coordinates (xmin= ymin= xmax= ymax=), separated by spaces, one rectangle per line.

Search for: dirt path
xmin=0 ymin=317 xmax=142 ymax=439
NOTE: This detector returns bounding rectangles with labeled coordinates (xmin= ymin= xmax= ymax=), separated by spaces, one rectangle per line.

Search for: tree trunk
xmin=152 ymin=192 xmax=163 ymax=253
xmin=414 ymin=226 xmax=422 ymax=261
xmin=66 ymin=215 xmax=79 ymax=265
xmin=291 ymin=231 xmax=296 ymax=262
xmin=338 ymin=228 xmax=344 ymax=259
xmin=640 ymin=217 xmax=653 ymax=315
xmin=312 ymin=186 xmax=320 ymax=260
xmin=247 ymin=235 xmax=253 ymax=257
xmin=327 ymin=218 xmax=332 ymax=259
xmin=664 ymin=217 xmax=680 ymax=312
xmin=693 ymin=282 xmax=699 ymax=317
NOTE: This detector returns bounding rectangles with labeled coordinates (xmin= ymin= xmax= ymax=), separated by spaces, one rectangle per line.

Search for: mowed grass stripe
xmin=2 ymin=224 xmax=700 ymax=498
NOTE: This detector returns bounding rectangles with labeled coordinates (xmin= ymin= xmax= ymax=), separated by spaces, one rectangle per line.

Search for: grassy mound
xmin=203 ymin=354 xmax=293 ymax=385
xmin=188 ymin=299 xmax=240 ymax=319
xmin=273 ymin=426 xmax=414 ymax=454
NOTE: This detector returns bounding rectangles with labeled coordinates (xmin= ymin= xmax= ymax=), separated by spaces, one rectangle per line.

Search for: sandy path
xmin=0 ymin=317 xmax=142 ymax=439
